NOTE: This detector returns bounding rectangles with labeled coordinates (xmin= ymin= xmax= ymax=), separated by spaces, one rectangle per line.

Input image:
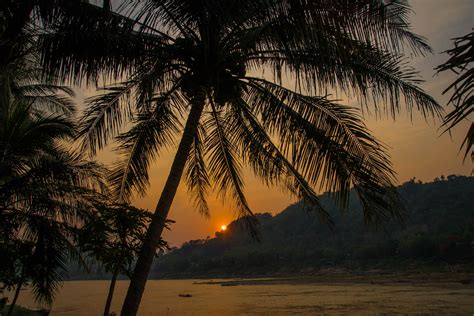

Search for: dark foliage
xmin=436 ymin=31 xmax=473 ymax=161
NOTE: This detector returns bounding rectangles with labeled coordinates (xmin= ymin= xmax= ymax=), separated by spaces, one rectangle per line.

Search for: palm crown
xmin=43 ymin=0 xmax=438 ymax=221
xmin=39 ymin=1 xmax=441 ymax=314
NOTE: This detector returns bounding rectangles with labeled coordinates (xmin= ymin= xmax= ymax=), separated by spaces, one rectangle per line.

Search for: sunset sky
xmin=81 ymin=0 xmax=473 ymax=246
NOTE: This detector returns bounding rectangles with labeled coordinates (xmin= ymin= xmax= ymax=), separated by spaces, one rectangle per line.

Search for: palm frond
xmin=205 ymin=100 xmax=258 ymax=236
xmin=243 ymin=78 xmax=403 ymax=223
xmin=14 ymin=83 xmax=75 ymax=115
xmin=78 ymin=83 xmax=135 ymax=155
xmin=128 ymin=1 xmax=202 ymax=41
xmin=28 ymin=220 xmax=68 ymax=305
xmin=109 ymin=95 xmax=181 ymax=202
xmin=228 ymin=98 xmax=333 ymax=225
xmin=184 ymin=126 xmax=211 ymax=217
xmin=460 ymin=123 xmax=474 ymax=163
xmin=246 ymin=0 xmax=431 ymax=56
xmin=436 ymin=31 xmax=473 ymax=160
xmin=244 ymin=44 xmax=440 ymax=118
xmin=39 ymin=3 xmax=169 ymax=84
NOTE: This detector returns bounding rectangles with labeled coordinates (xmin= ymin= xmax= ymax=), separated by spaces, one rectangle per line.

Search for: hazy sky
xmin=84 ymin=0 xmax=473 ymax=246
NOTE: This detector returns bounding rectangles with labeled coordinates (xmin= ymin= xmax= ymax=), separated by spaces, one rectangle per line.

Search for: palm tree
xmin=0 ymin=66 xmax=107 ymax=307
xmin=38 ymin=1 xmax=441 ymax=314
xmin=1 ymin=3 xmax=107 ymax=306
xmin=436 ymin=30 xmax=473 ymax=162
xmin=78 ymin=203 xmax=172 ymax=316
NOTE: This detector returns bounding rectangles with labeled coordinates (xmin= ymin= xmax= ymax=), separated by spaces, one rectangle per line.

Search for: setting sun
xmin=220 ymin=225 xmax=227 ymax=231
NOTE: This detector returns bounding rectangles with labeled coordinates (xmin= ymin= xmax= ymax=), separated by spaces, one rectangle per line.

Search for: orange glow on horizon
xmin=220 ymin=225 xmax=227 ymax=231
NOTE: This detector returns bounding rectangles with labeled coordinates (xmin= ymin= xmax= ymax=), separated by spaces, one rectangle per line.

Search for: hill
xmin=150 ymin=175 xmax=474 ymax=278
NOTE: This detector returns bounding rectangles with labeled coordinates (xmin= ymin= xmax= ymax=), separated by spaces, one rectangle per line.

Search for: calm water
xmin=10 ymin=279 xmax=474 ymax=315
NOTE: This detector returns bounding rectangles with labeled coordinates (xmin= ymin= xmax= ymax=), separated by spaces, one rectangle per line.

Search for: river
xmin=9 ymin=278 xmax=474 ymax=315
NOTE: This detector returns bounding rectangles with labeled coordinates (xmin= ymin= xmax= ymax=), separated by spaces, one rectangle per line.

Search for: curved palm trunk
xmin=6 ymin=283 xmax=21 ymax=316
xmin=121 ymin=96 xmax=205 ymax=316
xmin=103 ymin=261 xmax=121 ymax=316
xmin=104 ymin=235 xmax=127 ymax=316
xmin=6 ymin=282 xmax=21 ymax=316
xmin=7 ymin=270 xmax=24 ymax=316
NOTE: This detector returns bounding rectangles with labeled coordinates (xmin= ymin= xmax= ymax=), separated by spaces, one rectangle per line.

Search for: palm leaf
xmin=109 ymin=94 xmax=181 ymax=202
xmin=243 ymin=78 xmax=403 ymax=223
xmin=436 ymin=31 xmax=473 ymax=161
xmin=184 ymin=126 xmax=211 ymax=217
xmin=205 ymin=100 xmax=259 ymax=237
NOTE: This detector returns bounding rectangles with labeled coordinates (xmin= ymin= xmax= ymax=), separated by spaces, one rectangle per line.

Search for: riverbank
xmin=192 ymin=270 xmax=474 ymax=287
xmin=0 ymin=305 xmax=41 ymax=316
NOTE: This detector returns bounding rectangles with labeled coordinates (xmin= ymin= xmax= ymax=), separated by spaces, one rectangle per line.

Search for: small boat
xmin=178 ymin=293 xmax=193 ymax=298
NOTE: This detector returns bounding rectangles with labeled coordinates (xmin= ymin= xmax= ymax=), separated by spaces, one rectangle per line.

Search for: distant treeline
xmin=149 ymin=175 xmax=474 ymax=278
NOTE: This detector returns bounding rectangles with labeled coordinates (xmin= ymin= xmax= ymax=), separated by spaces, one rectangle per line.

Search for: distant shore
xmin=147 ymin=259 xmax=474 ymax=281
xmin=191 ymin=270 xmax=474 ymax=287
xmin=67 ymin=263 xmax=474 ymax=286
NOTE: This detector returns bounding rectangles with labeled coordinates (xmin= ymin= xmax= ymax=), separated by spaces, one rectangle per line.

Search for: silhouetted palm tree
xmin=0 ymin=2 xmax=107 ymax=305
xmin=0 ymin=60 xmax=106 ymax=306
xmin=39 ymin=1 xmax=441 ymax=314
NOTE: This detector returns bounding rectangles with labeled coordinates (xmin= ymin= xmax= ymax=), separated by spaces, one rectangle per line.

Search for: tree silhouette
xmin=0 ymin=1 xmax=107 ymax=306
xmin=79 ymin=203 xmax=172 ymax=316
xmin=39 ymin=1 xmax=440 ymax=314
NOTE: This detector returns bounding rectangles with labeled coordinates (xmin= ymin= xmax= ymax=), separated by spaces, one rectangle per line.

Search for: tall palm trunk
xmin=6 ymin=282 xmax=21 ymax=316
xmin=7 ymin=268 xmax=24 ymax=316
xmin=103 ymin=259 xmax=121 ymax=316
xmin=121 ymin=96 xmax=206 ymax=316
xmin=104 ymin=235 xmax=127 ymax=316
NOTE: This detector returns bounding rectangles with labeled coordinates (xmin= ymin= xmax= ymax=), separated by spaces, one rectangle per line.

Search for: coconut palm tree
xmin=0 ymin=99 xmax=106 ymax=309
xmin=1 ymin=3 xmax=107 ymax=306
xmin=0 ymin=63 xmax=107 ymax=306
xmin=38 ymin=1 xmax=441 ymax=314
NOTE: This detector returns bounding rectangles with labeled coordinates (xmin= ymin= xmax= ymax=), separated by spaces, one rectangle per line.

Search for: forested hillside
xmin=150 ymin=175 xmax=474 ymax=278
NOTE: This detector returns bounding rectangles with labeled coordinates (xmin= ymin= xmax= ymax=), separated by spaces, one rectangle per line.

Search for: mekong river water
xmin=9 ymin=279 xmax=474 ymax=315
